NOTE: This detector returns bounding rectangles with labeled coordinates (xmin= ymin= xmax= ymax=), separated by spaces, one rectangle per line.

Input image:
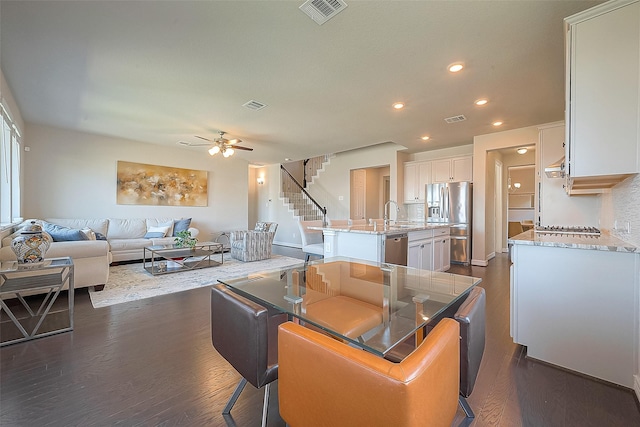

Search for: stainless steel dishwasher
xmin=384 ymin=233 xmax=408 ymax=266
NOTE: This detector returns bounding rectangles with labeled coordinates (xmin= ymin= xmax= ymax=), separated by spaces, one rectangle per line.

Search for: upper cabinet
xmin=404 ymin=155 xmax=472 ymax=203
xmin=404 ymin=161 xmax=431 ymax=203
xmin=432 ymin=156 xmax=473 ymax=183
xmin=565 ymin=0 xmax=640 ymax=192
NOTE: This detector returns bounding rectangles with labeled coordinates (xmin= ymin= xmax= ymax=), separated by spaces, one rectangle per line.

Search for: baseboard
xmin=634 ymin=374 xmax=640 ymax=402
xmin=273 ymin=241 xmax=302 ymax=249
xmin=471 ymin=259 xmax=488 ymax=267
xmin=488 ymin=252 xmax=496 ymax=260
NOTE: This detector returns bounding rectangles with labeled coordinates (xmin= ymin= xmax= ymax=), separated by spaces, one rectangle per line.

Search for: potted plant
xmin=174 ymin=230 xmax=198 ymax=249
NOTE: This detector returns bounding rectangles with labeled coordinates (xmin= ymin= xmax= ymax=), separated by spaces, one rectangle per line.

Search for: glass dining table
xmin=218 ymin=256 xmax=482 ymax=357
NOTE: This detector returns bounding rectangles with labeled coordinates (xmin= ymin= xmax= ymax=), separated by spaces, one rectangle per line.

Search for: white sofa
xmin=0 ymin=218 xmax=199 ymax=290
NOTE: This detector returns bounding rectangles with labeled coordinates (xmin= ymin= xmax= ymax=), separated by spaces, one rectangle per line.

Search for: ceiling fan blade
xmin=178 ymin=141 xmax=210 ymax=147
xmin=232 ymin=146 xmax=253 ymax=151
xmin=226 ymin=138 xmax=242 ymax=145
xmin=195 ymin=135 xmax=212 ymax=142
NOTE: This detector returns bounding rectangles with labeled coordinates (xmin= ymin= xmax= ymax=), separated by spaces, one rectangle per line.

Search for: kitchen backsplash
xmin=405 ymin=203 xmax=425 ymax=222
xmin=610 ymin=174 xmax=640 ymax=247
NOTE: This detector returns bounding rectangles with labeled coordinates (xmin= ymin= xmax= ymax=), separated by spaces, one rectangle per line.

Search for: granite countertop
xmin=312 ymin=222 xmax=451 ymax=235
xmin=508 ymin=230 xmax=639 ymax=253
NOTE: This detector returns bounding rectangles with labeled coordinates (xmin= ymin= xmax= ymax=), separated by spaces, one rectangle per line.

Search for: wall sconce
xmin=257 ymin=177 xmax=265 ymax=185
xmin=514 ymin=182 xmax=521 ymax=189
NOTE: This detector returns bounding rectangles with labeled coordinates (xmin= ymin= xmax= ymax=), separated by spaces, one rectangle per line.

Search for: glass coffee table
xmin=143 ymin=242 xmax=224 ymax=275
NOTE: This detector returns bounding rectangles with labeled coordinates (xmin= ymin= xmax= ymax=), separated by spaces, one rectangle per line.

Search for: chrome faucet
xmin=384 ymin=200 xmax=399 ymax=227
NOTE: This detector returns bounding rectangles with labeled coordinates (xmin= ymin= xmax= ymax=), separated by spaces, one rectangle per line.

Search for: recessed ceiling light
xmin=493 ymin=121 xmax=503 ymax=126
xmin=475 ymin=99 xmax=488 ymax=106
xmin=517 ymin=147 xmax=528 ymax=154
xmin=393 ymin=102 xmax=405 ymax=110
xmin=284 ymin=158 xmax=291 ymax=161
xmin=421 ymin=136 xmax=430 ymax=141
xmin=448 ymin=63 xmax=464 ymax=73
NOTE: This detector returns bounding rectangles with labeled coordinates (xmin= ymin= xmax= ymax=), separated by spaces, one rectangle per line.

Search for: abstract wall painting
xmin=116 ymin=161 xmax=208 ymax=206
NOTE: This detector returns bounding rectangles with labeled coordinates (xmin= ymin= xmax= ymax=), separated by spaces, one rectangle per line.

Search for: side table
xmin=0 ymin=257 xmax=74 ymax=346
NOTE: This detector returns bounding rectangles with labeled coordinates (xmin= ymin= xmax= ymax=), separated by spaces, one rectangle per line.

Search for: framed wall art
xmin=116 ymin=161 xmax=208 ymax=206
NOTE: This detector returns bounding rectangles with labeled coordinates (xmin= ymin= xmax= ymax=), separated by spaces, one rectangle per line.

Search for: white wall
xmin=410 ymin=144 xmax=474 ymax=161
xmin=473 ymin=126 xmax=540 ymax=265
xmin=22 ymin=123 xmax=249 ymax=238
xmin=308 ymin=143 xmax=403 ymax=222
xmin=256 ymin=143 xmax=404 ymax=247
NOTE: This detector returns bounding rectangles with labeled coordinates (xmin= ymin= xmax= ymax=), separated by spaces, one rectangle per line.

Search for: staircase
xmin=280 ymin=155 xmax=330 ymax=221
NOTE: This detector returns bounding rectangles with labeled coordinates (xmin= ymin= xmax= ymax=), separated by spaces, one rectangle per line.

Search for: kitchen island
xmin=508 ymin=230 xmax=639 ymax=388
xmin=311 ymin=222 xmax=451 ymax=270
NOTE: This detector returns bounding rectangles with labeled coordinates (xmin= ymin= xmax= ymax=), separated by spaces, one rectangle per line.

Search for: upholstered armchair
xmin=230 ymin=222 xmax=278 ymax=262
xmin=278 ymin=319 xmax=461 ymax=427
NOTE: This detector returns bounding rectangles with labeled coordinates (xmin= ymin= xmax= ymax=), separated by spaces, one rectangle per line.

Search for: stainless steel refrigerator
xmin=426 ymin=181 xmax=472 ymax=265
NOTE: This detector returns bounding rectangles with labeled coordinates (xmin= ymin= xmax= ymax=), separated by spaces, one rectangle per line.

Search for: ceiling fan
xmin=178 ymin=131 xmax=253 ymax=157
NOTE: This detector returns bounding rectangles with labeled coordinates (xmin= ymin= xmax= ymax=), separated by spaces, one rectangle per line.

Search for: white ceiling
xmin=0 ymin=0 xmax=602 ymax=165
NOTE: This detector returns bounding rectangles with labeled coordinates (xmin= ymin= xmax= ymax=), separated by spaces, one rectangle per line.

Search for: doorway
xmin=495 ymin=160 xmax=503 ymax=253
xmin=349 ymin=165 xmax=390 ymax=220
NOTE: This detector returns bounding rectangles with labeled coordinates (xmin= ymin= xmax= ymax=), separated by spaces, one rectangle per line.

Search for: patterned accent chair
xmin=230 ymin=222 xmax=278 ymax=262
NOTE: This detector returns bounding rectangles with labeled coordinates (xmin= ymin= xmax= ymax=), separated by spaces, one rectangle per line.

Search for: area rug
xmin=88 ymin=254 xmax=304 ymax=308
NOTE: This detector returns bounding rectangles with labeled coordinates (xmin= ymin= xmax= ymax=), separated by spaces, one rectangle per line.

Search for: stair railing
xmin=303 ymin=154 xmax=329 ymax=188
xmin=280 ymin=165 xmax=327 ymax=223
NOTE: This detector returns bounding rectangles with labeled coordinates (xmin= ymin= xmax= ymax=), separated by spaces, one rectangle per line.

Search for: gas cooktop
xmin=534 ymin=226 xmax=601 ymax=236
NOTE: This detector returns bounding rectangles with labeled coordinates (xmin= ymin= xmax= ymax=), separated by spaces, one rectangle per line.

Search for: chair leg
xmin=305 ymin=254 xmax=310 ymax=262
xmin=458 ymin=395 xmax=475 ymax=419
xmin=223 ymin=378 xmax=248 ymax=415
xmin=261 ymin=383 xmax=271 ymax=427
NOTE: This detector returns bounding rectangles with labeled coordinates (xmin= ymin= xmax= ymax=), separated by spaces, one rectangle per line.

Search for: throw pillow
xmin=81 ymin=228 xmax=97 ymax=241
xmin=42 ymin=222 xmax=90 ymax=242
xmin=144 ymin=225 xmax=171 ymax=239
xmin=172 ymin=218 xmax=192 ymax=236
xmin=95 ymin=232 xmax=107 ymax=241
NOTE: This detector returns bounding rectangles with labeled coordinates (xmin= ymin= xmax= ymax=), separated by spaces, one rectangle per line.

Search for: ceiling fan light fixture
xmin=209 ymin=145 xmax=220 ymax=156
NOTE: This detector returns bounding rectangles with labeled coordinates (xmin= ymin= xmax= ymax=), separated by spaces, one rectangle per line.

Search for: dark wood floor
xmin=1 ymin=249 xmax=639 ymax=426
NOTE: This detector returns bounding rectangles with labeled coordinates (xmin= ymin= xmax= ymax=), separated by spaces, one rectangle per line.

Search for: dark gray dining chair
xmin=210 ymin=284 xmax=287 ymax=427
xmin=385 ymin=286 xmax=486 ymax=420
xmin=455 ymin=286 xmax=486 ymax=419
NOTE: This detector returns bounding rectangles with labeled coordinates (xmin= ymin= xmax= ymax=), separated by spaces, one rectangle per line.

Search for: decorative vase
xmin=11 ymin=221 xmax=52 ymax=263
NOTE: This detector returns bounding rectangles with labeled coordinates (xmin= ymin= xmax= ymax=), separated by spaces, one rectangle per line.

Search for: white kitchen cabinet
xmin=432 ymin=228 xmax=450 ymax=272
xmin=431 ymin=156 xmax=473 ymax=183
xmin=565 ymin=0 xmax=640 ymax=185
xmin=403 ymin=161 xmax=431 ymax=203
xmin=407 ymin=230 xmax=434 ymax=270
xmin=510 ymin=242 xmax=639 ymax=388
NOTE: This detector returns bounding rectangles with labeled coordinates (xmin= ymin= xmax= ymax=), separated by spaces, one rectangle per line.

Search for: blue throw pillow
xmin=42 ymin=222 xmax=90 ymax=242
xmin=173 ymin=218 xmax=192 ymax=236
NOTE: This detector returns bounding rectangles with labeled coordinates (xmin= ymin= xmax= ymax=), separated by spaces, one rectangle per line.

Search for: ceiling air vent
xmin=242 ymin=100 xmax=267 ymax=111
xmin=444 ymin=115 xmax=467 ymax=124
xmin=299 ymin=0 xmax=348 ymax=25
